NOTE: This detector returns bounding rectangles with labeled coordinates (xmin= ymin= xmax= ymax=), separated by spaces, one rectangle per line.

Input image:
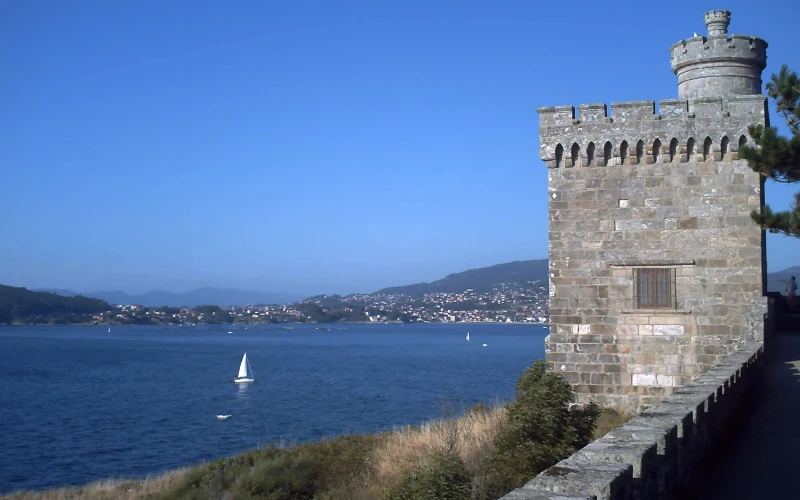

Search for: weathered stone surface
xmin=539 ymin=10 xmax=768 ymax=408
xmin=500 ymin=489 xmax=595 ymax=500
xmin=526 ymin=458 xmax=632 ymax=500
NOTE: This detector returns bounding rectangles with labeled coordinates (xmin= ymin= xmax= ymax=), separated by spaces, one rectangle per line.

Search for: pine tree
xmin=741 ymin=65 xmax=800 ymax=236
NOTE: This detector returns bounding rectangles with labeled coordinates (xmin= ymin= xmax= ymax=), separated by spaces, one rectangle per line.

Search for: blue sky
xmin=1 ymin=0 xmax=798 ymax=296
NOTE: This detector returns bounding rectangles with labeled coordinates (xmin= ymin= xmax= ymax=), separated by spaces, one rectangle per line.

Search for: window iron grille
xmin=634 ymin=268 xmax=676 ymax=309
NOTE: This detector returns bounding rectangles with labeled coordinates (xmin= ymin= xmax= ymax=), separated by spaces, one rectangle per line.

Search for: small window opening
xmin=669 ymin=138 xmax=678 ymax=162
xmin=571 ymin=143 xmax=580 ymax=167
xmin=634 ymin=268 xmax=676 ymax=309
xmin=720 ymin=136 xmax=729 ymax=159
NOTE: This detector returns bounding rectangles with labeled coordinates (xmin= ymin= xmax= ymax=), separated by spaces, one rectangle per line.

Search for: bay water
xmin=0 ymin=323 xmax=547 ymax=493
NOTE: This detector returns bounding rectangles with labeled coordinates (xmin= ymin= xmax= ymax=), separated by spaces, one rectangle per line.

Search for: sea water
xmin=0 ymin=323 xmax=547 ymax=492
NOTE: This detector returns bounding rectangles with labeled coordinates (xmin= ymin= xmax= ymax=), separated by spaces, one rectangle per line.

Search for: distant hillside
xmin=767 ymin=266 xmax=800 ymax=293
xmin=33 ymin=287 xmax=303 ymax=307
xmin=0 ymin=285 xmax=111 ymax=325
xmin=374 ymin=259 xmax=549 ymax=297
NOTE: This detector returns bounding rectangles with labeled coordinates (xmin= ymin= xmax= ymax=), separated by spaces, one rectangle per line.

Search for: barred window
xmin=634 ymin=268 xmax=676 ymax=309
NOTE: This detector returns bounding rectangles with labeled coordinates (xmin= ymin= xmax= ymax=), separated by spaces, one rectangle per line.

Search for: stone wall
xmin=539 ymin=96 xmax=768 ymax=407
xmin=500 ymin=341 xmax=764 ymax=500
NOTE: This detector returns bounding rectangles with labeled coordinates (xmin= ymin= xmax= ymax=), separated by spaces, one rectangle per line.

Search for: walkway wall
xmin=500 ymin=341 xmax=764 ymax=500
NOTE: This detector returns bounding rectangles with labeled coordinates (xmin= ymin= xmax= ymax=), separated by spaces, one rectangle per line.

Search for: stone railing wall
xmin=500 ymin=341 xmax=764 ymax=500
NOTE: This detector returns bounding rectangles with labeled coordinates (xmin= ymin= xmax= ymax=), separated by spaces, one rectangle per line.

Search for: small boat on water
xmin=466 ymin=332 xmax=470 ymax=341
xmin=234 ymin=353 xmax=255 ymax=383
xmin=216 ymin=414 xmax=231 ymax=421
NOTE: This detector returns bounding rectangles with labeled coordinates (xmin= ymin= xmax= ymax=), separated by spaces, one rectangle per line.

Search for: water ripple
xmin=0 ymin=323 xmax=546 ymax=492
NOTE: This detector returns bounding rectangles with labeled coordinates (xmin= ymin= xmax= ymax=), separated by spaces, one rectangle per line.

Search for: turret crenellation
xmin=669 ymin=11 xmax=767 ymax=99
xmin=704 ymin=9 xmax=731 ymax=37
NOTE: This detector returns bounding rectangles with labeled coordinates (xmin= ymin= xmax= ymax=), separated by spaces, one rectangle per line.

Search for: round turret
xmin=669 ymin=10 xmax=767 ymax=99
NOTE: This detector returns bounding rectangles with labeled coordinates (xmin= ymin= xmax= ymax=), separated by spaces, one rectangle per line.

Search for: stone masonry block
xmin=526 ymin=457 xmax=632 ymax=500
xmin=632 ymin=374 xmax=657 ymax=386
xmin=653 ymin=325 xmax=684 ymax=336
xmin=575 ymin=440 xmax=658 ymax=479
xmin=500 ymin=489 xmax=595 ymax=500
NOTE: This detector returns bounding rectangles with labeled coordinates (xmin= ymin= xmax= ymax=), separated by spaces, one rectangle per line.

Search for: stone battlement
xmin=669 ymin=10 xmax=767 ymax=99
xmin=537 ymin=95 xmax=767 ymax=167
xmin=669 ymin=34 xmax=767 ymax=71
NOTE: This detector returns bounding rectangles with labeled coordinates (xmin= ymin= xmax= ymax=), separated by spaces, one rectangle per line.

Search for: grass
xmin=369 ymin=403 xmax=506 ymax=498
xmin=592 ymin=406 xmax=636 ymax=440
xmin=1 ymin=466 xmax=195 ymax=500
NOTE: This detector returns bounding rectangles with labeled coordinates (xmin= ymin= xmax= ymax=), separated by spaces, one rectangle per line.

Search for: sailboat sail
xmin=466 ymin=332 xmax=470 ymax=341
xmin=238 ymin=354 xmax=249 ymax=379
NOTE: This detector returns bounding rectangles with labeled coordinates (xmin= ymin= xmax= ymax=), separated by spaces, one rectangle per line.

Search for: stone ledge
xmin=501 ymin=342 xmax=763 ymax=500
xmin=608 ymin=260 xmax=696 ymax=267
xmin=525 ymin=458 xmax=632 ymax=500
xmin=620 ymin=310 xmax=693 ymax=316
xmin=501 ymin=489 xmax=595 ymax=500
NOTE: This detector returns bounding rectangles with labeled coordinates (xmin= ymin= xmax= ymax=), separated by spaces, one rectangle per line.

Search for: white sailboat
xmin=234 ymin=352 xmax=255 ymax=383
xmin=466 ymin=332 xmax=470 ymax=341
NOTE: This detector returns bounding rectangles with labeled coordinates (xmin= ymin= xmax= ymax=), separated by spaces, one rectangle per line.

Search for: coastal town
xmin=90 ymin=281 xmax=549 ymax=325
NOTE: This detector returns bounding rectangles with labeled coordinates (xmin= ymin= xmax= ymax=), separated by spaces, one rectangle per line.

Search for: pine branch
xmin=743 ymin=65 xmax=800 ymax=237
xmin=766 ymin=65 xmax=800 ymax=134
xmin=750 ymin=193 xmax=800 ymax=238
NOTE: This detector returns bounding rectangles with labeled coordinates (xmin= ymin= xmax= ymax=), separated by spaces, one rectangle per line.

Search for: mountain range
xmin=374 ymin=259 xmax=550 ymax=297
xmin=33 ymin=287 xmax=304 ymax=308
xmin=27 ymin=259 xmax=799 ymax=307
xmin=766 ymin=266 xmax=800 ymax=294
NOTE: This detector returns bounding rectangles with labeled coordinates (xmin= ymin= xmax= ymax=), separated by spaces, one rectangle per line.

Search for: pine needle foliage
xmin=741 ymin=65 xmax=800 ymax=236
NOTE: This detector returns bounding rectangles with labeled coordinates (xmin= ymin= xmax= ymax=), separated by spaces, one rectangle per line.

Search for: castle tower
xmin=537 ymin=11 xmax=769 ymax=408
xmin=671 ymin=10 xmax=767 ymax=99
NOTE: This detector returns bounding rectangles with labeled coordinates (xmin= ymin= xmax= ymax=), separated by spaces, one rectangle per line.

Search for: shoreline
xmin=3 ymin=320 xmax=548 ymax=327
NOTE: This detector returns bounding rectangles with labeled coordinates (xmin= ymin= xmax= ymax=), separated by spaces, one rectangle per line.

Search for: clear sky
xmin=1 ymin=0 xmax=798 ymax=296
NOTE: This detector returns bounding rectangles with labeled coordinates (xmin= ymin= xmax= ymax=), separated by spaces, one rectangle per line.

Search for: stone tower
xmin=537 ymin=10 xmax=769 ymax=408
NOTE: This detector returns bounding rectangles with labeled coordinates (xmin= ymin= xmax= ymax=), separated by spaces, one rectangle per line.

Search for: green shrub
xmin=157 ymin=434 xmax=382 ymax=500
xmin=480 ymin=360 xmax=600 ymax=495
xmin=386 ymin=451 xmax=471 ymax=500
xmin=239 ymin=454 xmax=318 ymax=499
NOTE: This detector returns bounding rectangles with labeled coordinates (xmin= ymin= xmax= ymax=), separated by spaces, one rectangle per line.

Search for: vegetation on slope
xmin=0 ymin=285 xmax=111 ymax=325
xmin=374 ymin=260 xmax=549 ymax=297
xmin=2 ymin=361 xmax=633 ymax=500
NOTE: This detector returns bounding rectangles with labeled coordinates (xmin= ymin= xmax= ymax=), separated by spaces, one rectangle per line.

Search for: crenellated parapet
xmin=537 ymin=94 xmax=767 ymax=168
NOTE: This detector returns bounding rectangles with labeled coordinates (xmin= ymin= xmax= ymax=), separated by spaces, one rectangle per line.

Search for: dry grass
xmin=372 ymin=404 xmax=506 ymax=487
xmin=592 ymin=406 xmax=636 ymax=440
xmin=0 ymin=465 xmax=198 ymax=500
